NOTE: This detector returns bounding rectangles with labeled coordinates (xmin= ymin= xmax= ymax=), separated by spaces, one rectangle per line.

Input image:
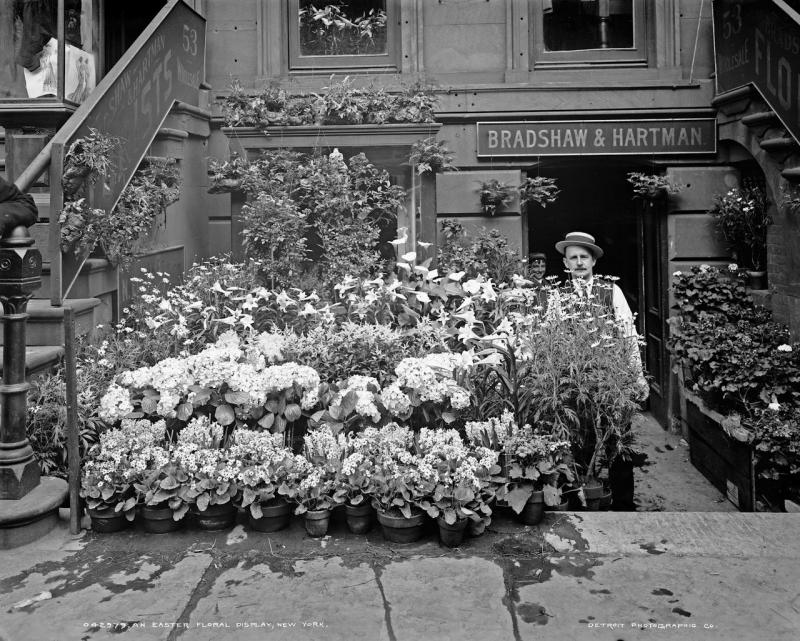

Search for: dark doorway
xmin=526 ymin=162 xmax=642 ymax=317
xmin=103 ymin=0 xmax=166 ymax=73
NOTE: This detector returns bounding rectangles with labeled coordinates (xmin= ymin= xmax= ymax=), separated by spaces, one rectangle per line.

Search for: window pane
xmin=298 ymin=1 xmax=388 ymax=56
xmin=543 ymin=0 xmax=633 ymax=52
xmin=1 ymin=0 xmax=93 ymax=100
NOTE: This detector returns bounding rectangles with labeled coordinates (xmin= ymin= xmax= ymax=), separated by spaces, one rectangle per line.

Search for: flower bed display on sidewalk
xmin=669 ymin=264 xmax=800 ymax=509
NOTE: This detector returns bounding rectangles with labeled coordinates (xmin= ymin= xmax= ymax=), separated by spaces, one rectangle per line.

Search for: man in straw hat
xmin=555 ymin=231 xmax=648 ymax=510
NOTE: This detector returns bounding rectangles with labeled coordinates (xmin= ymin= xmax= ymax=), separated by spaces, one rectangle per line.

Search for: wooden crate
xmin=685 ymin=393 xmax=756 ymax=511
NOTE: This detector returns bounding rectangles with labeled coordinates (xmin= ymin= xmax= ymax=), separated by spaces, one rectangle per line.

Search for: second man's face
xmin=563 ymin=246 xmax=596 ymax=280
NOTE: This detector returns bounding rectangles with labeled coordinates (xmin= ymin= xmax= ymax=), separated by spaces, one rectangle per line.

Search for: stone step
xmin=0 ymin=298 xmax=101 ymax=346
xmin=0 ymin=345 xmax=64 ymax=379
xmin=39 ymin=257 xmax=117 ymax=301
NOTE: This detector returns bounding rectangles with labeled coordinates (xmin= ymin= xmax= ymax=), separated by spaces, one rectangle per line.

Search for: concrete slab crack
xmin=166 ymin=555 xmax=217 ymax=641
xmin=372 ymin=565 xmax=396 ymax=641
xmin=500 ymin=558 xmax=523 ymax=641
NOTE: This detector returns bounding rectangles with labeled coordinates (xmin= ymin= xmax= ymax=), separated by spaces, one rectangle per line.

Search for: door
xmin=637 ymin=198 xmax=668 ymax=426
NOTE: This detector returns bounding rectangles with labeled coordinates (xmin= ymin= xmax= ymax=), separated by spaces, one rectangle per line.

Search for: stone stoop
xmin=0 ymin=298 xmax=102 ymax=347
xmin=0 ymin=345 xmax=65 ymax=380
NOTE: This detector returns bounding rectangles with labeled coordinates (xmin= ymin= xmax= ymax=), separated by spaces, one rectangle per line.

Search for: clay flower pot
xmin=304 ymin=508 xmax=331 ymax=537
xmin=437 ymin=516 xmax=469 ymax=547
xmin=248 ymin=498 xmax=292 ymax=533
xmin=377 ymin=507 xmax=426 ymax=543
xmin=516 ymin=490 xmax=545 ymax=526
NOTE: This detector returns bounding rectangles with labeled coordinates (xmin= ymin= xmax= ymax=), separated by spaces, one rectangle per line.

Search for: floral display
xmin=229 ymin=429 xmax=296 ymax=519
xmin=80 ymin=419 xmax=169 ymax=519
xmin=415 ymin=428 xmax=497 ymax=526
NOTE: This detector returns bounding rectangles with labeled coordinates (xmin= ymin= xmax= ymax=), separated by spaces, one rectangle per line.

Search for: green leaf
xmin=160 ymin=476 xmax=179 ymax=490
xmin=176 ymin=403 xmax=194 ymax=421
xmin=505 ymin=486 xmax=534 ymax=515
xmin=250 ymin=502 xmax=263 ymax=520
xmin=215 ymin=404 xmax=235 ymax=426
xmin=284 ymin=403 xmax=302 ymax=422
xmin=258 ymin=412 xmax=275 ymax=430
xmin=196 ymin=493 xmax=210 ymax=512
xmin=141 ymin=397 xmax=158 ymax=414
xmin=242 ymin=487 xmax=256 ymax=507
xmin=225 ymin=390 xmax=251 ymax=405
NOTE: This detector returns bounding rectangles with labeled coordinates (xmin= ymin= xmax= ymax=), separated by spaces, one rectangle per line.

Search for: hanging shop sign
xmin=476 ymin=119 xmax=717 ymax=157
xmin=713 ymin=0 xmax=800 ymax=144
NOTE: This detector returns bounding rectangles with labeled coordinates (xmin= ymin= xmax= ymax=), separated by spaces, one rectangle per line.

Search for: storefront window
xmin=544 ymin=0 xmax=633 ymax=51
xmin=532 ymin=0 xmax=646 ymax=69
xmin=0 ymin=0 xmax=98 ymax=102
xmin=288 ymin=0 xmax=398 ymax=71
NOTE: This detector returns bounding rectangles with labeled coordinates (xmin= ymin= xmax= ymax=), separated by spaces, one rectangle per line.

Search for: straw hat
xmin=555 ymin=231 xmax=604 ymax=259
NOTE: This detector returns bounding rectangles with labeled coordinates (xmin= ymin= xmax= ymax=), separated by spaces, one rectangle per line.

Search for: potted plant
xmin=709 ymin=181 xmax=772 ymax=287
xmin=62 ymin=127 xmax=120 ymax=197
xmin=519 ymin=176 xmax=560 ymax=208
xmin=497 ymin=426 xmax=574 ymax=525
xmin=370 ymin=423 xmax=433 ymax=543
xmin=80 ymin=418 xmax=173 ymax=532
xmin=289 ymin=426 xmax=343 ymax=537
xmin=626 ymin=172 xmax=683 ymax=200
xmin=416 ymin=428 xmax=496 ymax=547
xmin=335 ymin=428 xmax=381 ymax=534
xmin=172 ymin=417 xmax=240 ymax=530
xmin=229 ymin=428 xmax=297 ymax=532
xmin=477 ymin=179 xmax=513 ymax=216
xmin=408 ymin=137 xmax=457 ymax=175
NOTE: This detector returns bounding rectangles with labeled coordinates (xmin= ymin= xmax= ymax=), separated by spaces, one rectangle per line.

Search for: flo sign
xmin=714 ymin=0 xmax=800 ymax=143
xmin=476 ymin=119 xmax=716 ymax=157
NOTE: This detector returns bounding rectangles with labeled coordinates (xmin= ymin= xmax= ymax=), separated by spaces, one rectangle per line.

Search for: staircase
xmin=0 ymin=0 xmax=207 ymax=380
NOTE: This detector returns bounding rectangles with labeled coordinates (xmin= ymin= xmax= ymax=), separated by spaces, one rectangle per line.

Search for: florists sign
xmin=476 ymin=119 xmax=716 ymax=157
xmin=713 ymin=0 xmax=800 ymax=144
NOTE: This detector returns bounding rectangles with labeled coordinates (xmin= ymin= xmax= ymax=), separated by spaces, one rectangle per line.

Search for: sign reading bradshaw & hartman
xmin=476 ymin=119 xmax=717 ymax=157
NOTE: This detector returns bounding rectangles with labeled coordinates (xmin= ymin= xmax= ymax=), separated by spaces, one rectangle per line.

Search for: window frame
xmin=287 ymin=0 xmax=400 ymax=72
xmin=530 ymin=0 xmax=647 ymax=70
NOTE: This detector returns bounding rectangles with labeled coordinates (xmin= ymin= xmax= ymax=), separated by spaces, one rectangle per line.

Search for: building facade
xmin=1 ymin=0 xmax=799 ymax=433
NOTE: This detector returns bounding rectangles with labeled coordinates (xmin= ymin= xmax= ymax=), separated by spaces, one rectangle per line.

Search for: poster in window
xmin=23 ymin=37 xmax=96 ymax=103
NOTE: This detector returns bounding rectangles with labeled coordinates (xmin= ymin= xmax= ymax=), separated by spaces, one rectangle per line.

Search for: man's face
xmin=529 ymin=258 xmax=546 ymax=281
xmin=563 ymin=245 xmax=596 ymax=280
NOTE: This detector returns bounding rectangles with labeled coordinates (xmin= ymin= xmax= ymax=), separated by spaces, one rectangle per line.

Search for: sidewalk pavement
xmin=2 ymin=508 xmax=799 ymax=641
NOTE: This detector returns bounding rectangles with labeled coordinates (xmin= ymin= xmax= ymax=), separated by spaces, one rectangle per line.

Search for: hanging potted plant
xmin=519 ymin=176 xmax=560 ymax=208
xmin=709 ymin=181 xmax=771 ymax=289
xmin=477 ymin=179 xmax=513 ymax=216
xmin=626 ymin=172 xmax=684 ymax=201
xmin=408 ymin=137 xmax=457 ymax=175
